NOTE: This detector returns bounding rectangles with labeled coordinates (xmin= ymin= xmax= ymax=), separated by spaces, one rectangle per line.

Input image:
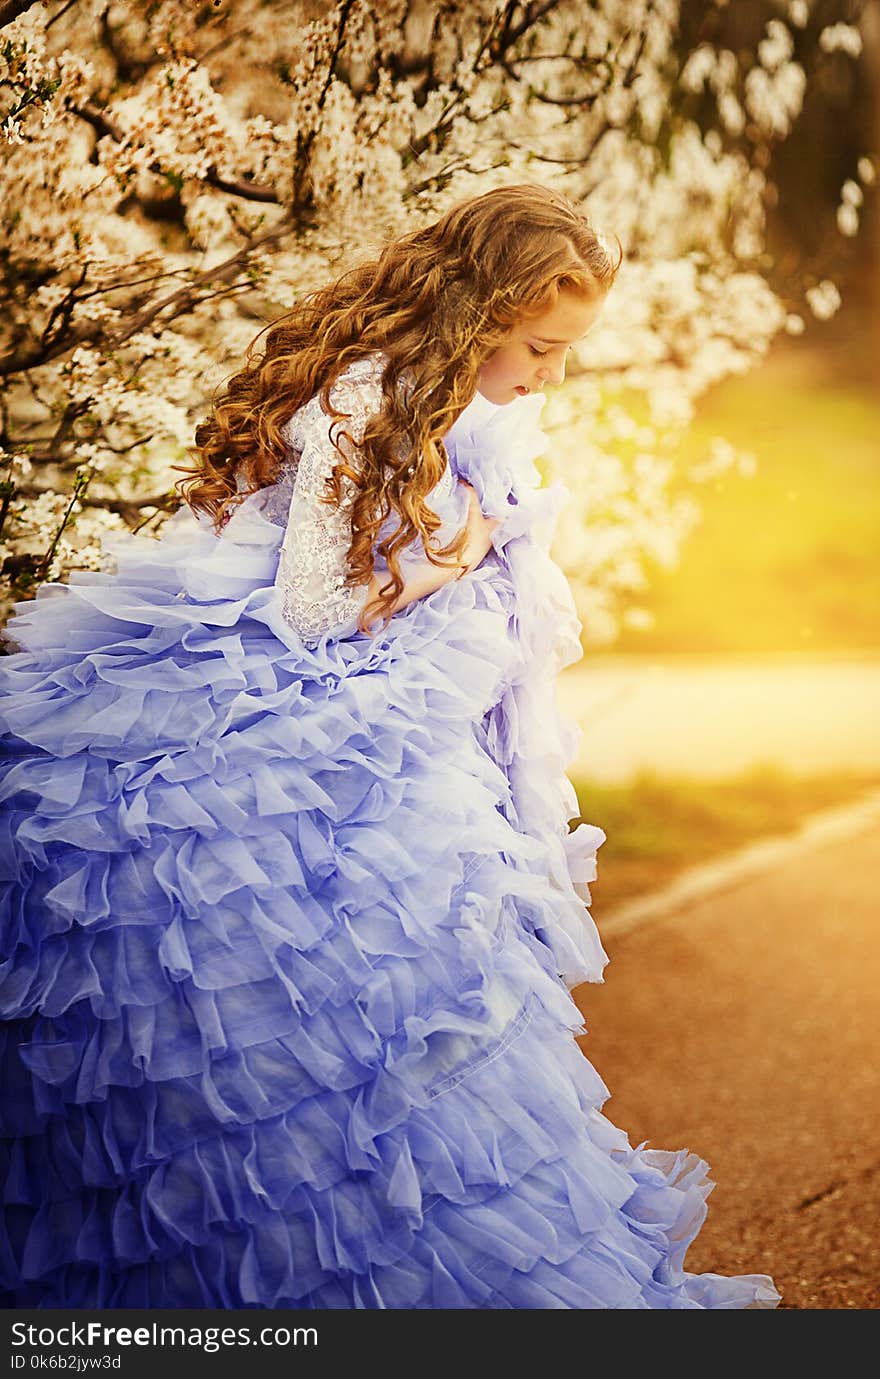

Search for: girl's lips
xmin=515 ymin=385 xmax=530 ymax=395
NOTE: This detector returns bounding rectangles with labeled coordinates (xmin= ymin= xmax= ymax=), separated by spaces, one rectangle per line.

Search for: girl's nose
xmin=538 ymin=357 xmax=566 ymax=387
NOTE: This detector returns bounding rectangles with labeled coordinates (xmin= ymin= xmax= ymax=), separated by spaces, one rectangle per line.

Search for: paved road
xmin=557 ymin=655 xmax=880 ymax=783
xmin=574 ymin=814 xmax=880 ymax=1309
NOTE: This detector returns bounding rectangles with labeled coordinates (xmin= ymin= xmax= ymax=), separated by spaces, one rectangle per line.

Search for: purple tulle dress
xmin=0 ymin=355 xmax=780 ymax=1308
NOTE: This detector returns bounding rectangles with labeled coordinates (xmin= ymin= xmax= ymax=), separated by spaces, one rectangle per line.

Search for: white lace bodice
xmin=274 ymin=357 xmax=382 ymax=642
xmin=270 ymin=353 xmax=469 ymax=645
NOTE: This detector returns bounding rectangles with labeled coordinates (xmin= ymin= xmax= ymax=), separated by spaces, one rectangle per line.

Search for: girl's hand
xmin=457 ymin=480 xmax=501 ymax=572
xmin=359 ymin=482 xmax=502 ymax=628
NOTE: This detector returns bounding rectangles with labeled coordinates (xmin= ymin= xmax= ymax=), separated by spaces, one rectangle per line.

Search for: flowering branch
xmin=73 ymin=100 xmax=280 ymax=204
xmin=0 ymin=218 xmax=298 ymax=379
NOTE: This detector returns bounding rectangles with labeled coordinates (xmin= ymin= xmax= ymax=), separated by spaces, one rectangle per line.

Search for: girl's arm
xmin=362 ymin=482 xmax=500 ymax=627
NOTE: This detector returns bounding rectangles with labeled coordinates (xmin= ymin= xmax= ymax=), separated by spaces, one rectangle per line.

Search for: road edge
xmin=596 ymin=786 xmax=880 ymax=940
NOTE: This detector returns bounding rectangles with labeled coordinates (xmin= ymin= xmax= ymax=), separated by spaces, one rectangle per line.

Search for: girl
xmin=0 ymin=184 xmax=780 ymax=1309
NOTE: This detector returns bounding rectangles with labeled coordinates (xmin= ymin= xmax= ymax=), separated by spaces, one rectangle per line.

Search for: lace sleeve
xmin=275 ymin=362 xmax=384 ymax=645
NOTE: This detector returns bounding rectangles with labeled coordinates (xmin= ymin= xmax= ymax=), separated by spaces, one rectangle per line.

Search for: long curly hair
xmin=178 ymin=183 xmax=622 ymax=637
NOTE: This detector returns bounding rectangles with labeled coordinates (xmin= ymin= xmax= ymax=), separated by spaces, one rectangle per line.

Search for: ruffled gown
xmin=0 ymin=356 xmax=780 ymax=1309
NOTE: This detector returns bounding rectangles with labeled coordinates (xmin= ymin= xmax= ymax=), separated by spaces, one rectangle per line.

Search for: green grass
xmin=604 ymin=345 xmax=880 ymax=656
xmin=572 ymin=765 xmax=880 ymax=911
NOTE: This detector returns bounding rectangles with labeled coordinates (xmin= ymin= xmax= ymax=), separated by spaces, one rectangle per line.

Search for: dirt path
xmin=575 ymin=815 xmax=880 ymax=1309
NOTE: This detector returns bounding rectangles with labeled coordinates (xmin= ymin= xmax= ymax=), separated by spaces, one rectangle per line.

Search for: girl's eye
xmin=528 ymin=345 xmax=548 ymax=357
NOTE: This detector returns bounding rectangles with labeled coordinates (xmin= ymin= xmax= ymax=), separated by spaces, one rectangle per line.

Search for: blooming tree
xmin=0 ymin=0 xmax=873 ymax=644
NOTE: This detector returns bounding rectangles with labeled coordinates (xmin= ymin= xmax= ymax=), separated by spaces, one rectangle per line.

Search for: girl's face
xmin=476 ymin=286 xmax=605 ymax=406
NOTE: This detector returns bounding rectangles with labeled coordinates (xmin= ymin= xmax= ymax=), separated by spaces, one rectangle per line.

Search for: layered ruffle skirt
xmin=0 ymin=398 xmax=780 ymax=1308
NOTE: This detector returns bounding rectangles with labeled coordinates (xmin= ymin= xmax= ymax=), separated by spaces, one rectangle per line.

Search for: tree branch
xmin=204 ymin=170 xmax=280 ymax=204
xmin=41 ymin=265 xmax=88 ymax=353
xmin=507 ymin=121 xmax=620 ymax=166
xmin=16 ymin=481 xmax=179 ymax=519
xmin=488 ymin=0 xmax=568 ymax=59
xmin=111 ymin=223 xmax=295 ymax=339
xmin=0 ymin=0 xmax=36 ymax=28
xmin=291 ymin=1 xmax=356 ymax=209
xmin=0 ymin=216 xmax=299 ymax=378
xmin=74 ymin=101 xmax=280 ymax=204
xmin=405 ymin=0 xmax=567 ymax=163
xmin=45 ymin=0 xmax=79 ymax=30
xmin=317 ymin=0 xmax=355 ymax=112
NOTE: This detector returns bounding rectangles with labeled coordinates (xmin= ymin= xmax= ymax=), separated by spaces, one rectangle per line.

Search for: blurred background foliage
xmin=574 ymin=1 xmax=880 ymax=905
xmin=606 ymin=0 xmax=878 ymax=659
xmin=605 ymin=336 xmax=880 ymax=655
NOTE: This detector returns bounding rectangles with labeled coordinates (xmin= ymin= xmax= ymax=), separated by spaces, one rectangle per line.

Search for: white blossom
xmin=787 ymin=1 xmax=809 ymax=29
xmin=718 ymin=92 xmax=745 ymax=137
xmin=1 ymin=450 xmax=33 ymax=478
xmin=758 ymin=20 xmax=794 ymax=72
xmin=622 ymin=606 xmax=656 ymax=631
xmin=805 ymin=279 xmax=841 ymax=321
xmin=744 ymin=60 xmax=806 ymax=138
xmin=836 ymin=202 xmax=859 ymax=237
xmin=818 ymin=24 xmax=862 ymax=58
xmin=688 ymin=436 xmax=755 ymax=483
xmin=840 ymin=178 xmax=863 ymax=207
xmin=680 ymin=45 xmax=716 ymax=94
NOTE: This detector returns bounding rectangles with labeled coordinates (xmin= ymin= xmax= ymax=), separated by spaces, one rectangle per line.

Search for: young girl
xmin=0 ymin=184 xmax=780 ymax=1310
